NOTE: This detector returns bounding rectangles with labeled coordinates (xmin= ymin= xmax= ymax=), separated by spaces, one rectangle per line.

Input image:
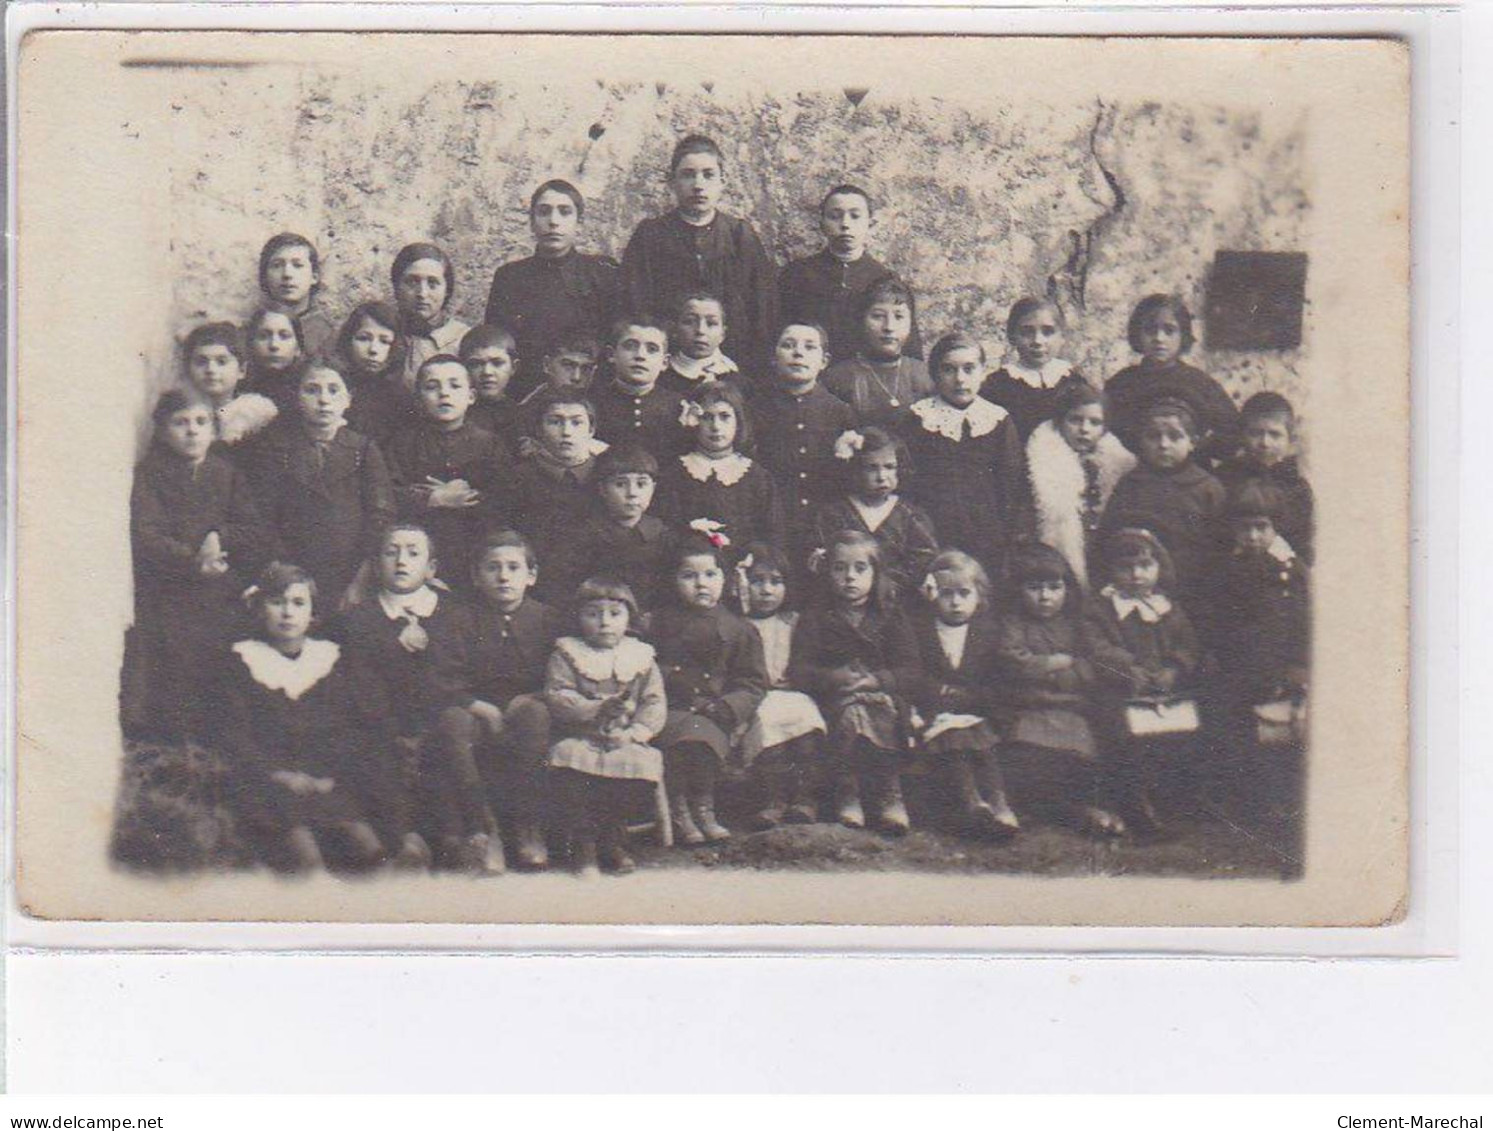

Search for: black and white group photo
xmin=105 ymin=40 xmax=1316 ymax=890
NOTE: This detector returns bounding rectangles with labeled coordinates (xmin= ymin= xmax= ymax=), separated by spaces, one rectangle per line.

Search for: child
xmin=181 ymin=321 xmax=278 ymax=451
xmin=779 ymin=184 xmax=923 ymax=363
xmin=505 ymin=389 xmax=609 ymax=558
xmin=652 ymin=536 xmax=769 ymax=844
xmin=904 ymin=331 xmax=1029 ymax=577
xmin=1025 ymin=376 xmax=1135 ymax=590
xmin=1213 ymin=481 xmax=1310 ymax=715
xmin=428 ymin=530 xmax=568 ymax=873
xmin=822 ymin=276 xmax=932 ymax=427
xmin=245 ymin=364 xmax=396 ymax=610
xmin=384 ymin=354 xmax=511 ymax=584
xmin=659 ymin=291 xmax=740 ymax=396
xmin=735 ymin=543 xmax=828 ymax=827
xmin=1105 ymin=294 xmax=1240 ymax=465
xmin=1085 ymin=528 xmax=1201 ymax=840
xmin=752 ymin=321 xmax=856 ymax=574
xmin=459 ymin=322 xmax=524 ymax=444
xmin=391 ymin=242 xmax=473 ymax=392
xmin=544 ymin=577 xmax=668 ymax=876
xmin=994 ymin=542 xmax=1119 ymax=838
xmin=515 ymin=331 xmax=603 ymax=431
xmin=242 ymin=306 xmax=306 ymax=413
xmin=812 ymin=425 xmax=939 ymax=602
xmin=656 ymin=380 xmax=785 ymax=559
xmin=484 ymin=179 xmax=621 ymax=401
xmin=544 ymin=444 xmax=678 ymax=615
xmin=334 ymin=301 xmax=411 ymax=447
xmin=258 ymin=232 xmax=336 ymax=362
xmin=124 ymin=389 xmax=270 ymax=742
xmin=331 ymin=524 xmax=461 ymax=869
xmin=789 ymin=531 xmax=919 ymax=835
xmin=909 ymin=550 xmax=1019 ymax=840
xmin=621 ymin=134 xmax=778 ymax=373
xmin=216 ymin=562 xmax=420 ymax=873
xmin=981 ymin=297 xmax=1081 ymax=439
xmin=1100 ymin=397 xmax=1226 ymax=627
xmin=1216 ymin=391 xmax=1315 ymax=564
xmin=591 ymin=315 xmax=687 ymax=459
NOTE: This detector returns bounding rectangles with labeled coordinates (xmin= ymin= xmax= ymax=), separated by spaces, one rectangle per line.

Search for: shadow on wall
xmin=162 ymin=75 xmax=1310 ymax=424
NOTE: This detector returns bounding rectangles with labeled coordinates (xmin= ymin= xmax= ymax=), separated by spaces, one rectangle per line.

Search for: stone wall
xmin=159 ymin=64 xmax=1310 ymax=439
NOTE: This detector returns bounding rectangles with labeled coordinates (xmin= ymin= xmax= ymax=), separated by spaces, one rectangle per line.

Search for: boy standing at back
xmin=621 ymin=134 xmax=778 ymax=374
xmin=778 ymin=184 xmax=923 ymax=363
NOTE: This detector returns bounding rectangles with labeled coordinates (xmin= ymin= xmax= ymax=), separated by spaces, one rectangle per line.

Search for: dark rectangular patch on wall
xmin=1205 ymin=251 xmax=1308 ymax=350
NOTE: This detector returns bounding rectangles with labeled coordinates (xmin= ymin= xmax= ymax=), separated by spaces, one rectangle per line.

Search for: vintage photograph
xmin=13 ymin=32 xmax=1409 ymax=925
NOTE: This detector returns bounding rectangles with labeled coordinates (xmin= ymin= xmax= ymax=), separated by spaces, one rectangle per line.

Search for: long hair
xmin=1101 ymin=528 xmax=1177 ymax=593
xmin=821 ymin=529 xmax=896 ymax=613
xmin=334 ymin=300 xmax=407 ymax=381
xmin=1005 ymin=295 xmax=1066 ymax=343
xmin=1127 ymin=293 xmax=1196 ymax=356
xmin=692 ymin=380 xmax=753 ymax=453
xmin=735 ymin=540 xmax=796 ymax=614
xmin=927 ymin=548 xmax=991 ymax=611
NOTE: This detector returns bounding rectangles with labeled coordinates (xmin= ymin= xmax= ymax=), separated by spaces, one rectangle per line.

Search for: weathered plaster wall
xmin=161 ymin=67 xmax=1310 ymax=424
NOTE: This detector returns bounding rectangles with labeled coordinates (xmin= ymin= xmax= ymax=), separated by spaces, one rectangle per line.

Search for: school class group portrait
xmin=121 ymin=130 xmax=1312 ymax=881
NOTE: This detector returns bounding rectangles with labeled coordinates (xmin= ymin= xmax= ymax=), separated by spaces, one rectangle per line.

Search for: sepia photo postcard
xmin=11 ymin=30 xmax=1410 ymax=929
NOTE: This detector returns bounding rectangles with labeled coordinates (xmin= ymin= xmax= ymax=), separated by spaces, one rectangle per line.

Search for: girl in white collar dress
xmin=979 ymin=296 xmax=1083 ymax=440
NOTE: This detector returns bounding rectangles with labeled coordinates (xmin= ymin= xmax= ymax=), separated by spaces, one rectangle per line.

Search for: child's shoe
xmin=513 ymin=820 xmax=549 ymax=871
xmin=462 ymin=831 xmax=507 ymax=876
xmin=834 ymin=774 xmax=865 ymax=829
xmin=670 ymin=794 xmax=705 ymax=846
xmin=693 ymin=797 xmax=731 ymax=843
xmin=598 ymin=823 xmax=636 ymax=875
xmin=571 ymin=834 xmax=601 ymax=879
xmin=393 ymin=831 xmax=434 ymax=871
xmin=874 ymin=775 xmax=911 ymax=837
xmin=786 ymin=773 xmax=820 ymax=824
xmin=968 ymin=802 xmax=1017 ymax=843
xmin=750 ymin=771 xmax=789 ymax=830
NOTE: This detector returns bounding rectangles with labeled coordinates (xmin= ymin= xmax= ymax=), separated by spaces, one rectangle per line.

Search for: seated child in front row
xmin=813 ymin=424 xmax=939 ymax=602
xmin=544 ymin=578 xmax=668 ymax=877
xmin=335 ymin=301 xmax=410 ymax=447
xmin=428 ymin=530 xmax=567 ymax=873
xmin=182 ymin=321 xmax=278 ymax=453
xmin=125 ymin=389 xmax=271 ymax=742
xmin=385 ymin=354 xmax=511 ymax=585
xmin=660 ymin=291 xmax=740 ymax=396
xmin=652 ymin=536 xmax=768 ymax=846
xmin=544 ymin=444 xmax=678 ymax=616
xmin=245 ymin=364 xmax=396 ymax=610
xmin=789 ymin=530 xmax=919 ymax=836
xmin=1024 ymin=376 xmax=1135 ymax=591
xmin=217 ymin=562 xmax=422 ymax=873
xmin=736 ymin=542 xmax=828 ymax=828
xmin=592 ymin=314 xmax=688 ymax=460
xmin=1216 ymin=391 xmax=1315 ymax=564
xmin=1085 ymin=528 xmax=1200 ymax=841
xmin=909 ymin=550 xmax=1019 ymax=841
xmin=657 ymin=380 xmax=786 ymax=559
xmin=331 ymin=524 xmax=458 ymax=872
xmin=1099 ymin=397 xmax=1225 ymax=630
xmin=459 ymin=322 xmax=523 ymax=445
xmin=994 ymin=542 xmax=1119 ymax=838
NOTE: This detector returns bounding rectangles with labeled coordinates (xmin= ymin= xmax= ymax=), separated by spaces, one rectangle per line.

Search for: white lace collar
xmin=680 ymin=450 xmax=753 ymax=486
xmin=910 ymin=396 xmax=1008 ymax=441
xmin=232 ymin=638 xmax=340 ymax=700
xmin=1266 ymin=535 xmax=1297 ymax=564
xmin=1100 ymin=586 xmax=1173 ymax=624
xmin=672 ymin=351 xmax=739 ymax=383
xmin=1004 ymin=358 xmax=1073 ymax=389
xmin=555 ymin=635 xmax=656 ymax=683
xmin=378 ymin=585 xmax=439 ymax=622
xmin=215 ymin=392 xmax=278 ymax=445
xmin=849 ymin=494 xmax=899 ymax=533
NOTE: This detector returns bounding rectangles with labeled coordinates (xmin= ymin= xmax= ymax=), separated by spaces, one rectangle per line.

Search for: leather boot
xmin=834 ymin=773 xmax=865 ymax=829
xmin=751 ymin=767 xmax=790 ymax=830
xmin=693 ymin=791 xmax=732 ymax=842
xmin=875 ymin=768 xmax=911 ymax=837
xmin=786 ymin=762 xmax=820 ymax=824
xmin=597 ymin=819 xmax=635 ymax=875
xmin=461 ymin=830 xmax=506 ymax=876
xmin=670 ymin=791 xmax=705 ymax=846
xmin=513 ymin=818 xmax=549 ymax=870
xmin=570 ymin=832 xmax=600 ymax=878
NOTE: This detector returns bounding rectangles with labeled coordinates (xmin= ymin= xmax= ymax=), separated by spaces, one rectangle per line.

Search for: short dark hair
xmin=669 ymin=134 xmax=724 ymax=174
xmin=475 ymin=528 xmax=538 ymax=571
xmin=529 ymin=179 xmax=585 ymax=218
xmin=1006 ymin=296 xmax=1065 ymax=341
xmin=820 ymin=183 xmax=873 ymax=215
xmin=245 ymin=306 xmax=306 ymax=356
xmin=671 ymin=532 xmax=728 ymax=578
xmin=414 ymin=353 xmax=470 ymax=384
xmin=775 ymin=320 xmax=829 ymax=354
xmin=374 ymin=522 xmax=435 ymax=564
xmin=529 ymin=386 xmax=597 ymax=427
xmin=1142 ymin=396 xmax=1199 ymax=440
xmin=258 ymin=233 xmax=320 ymax=298
xmin=1240 ymin=390 xmax=1297 ymax=427
xmin=152 ymin=386 xmax=211 ymax=425
xmin=574 ymin=577 xmax=640 ymax=623
xmin=247 ymin=561 xmax=320 ymax=619
xmin=594 ymin=443 xmax=659 ymax=483
xmin=1227 ymin=479 xmax=1287 ymax=521
xmin=928 ymin=330 xmax=986 ymax=376
xmin=459 ymin=322 xmax=518 ymax=360
xmin=1127 ymin=293 xmax=1196 ymax=355
xmin=838 ymin=424 xmax=912 ymax=491
xmin=391 ymin=242 xmax=456 ymax=305
xmin=1103 ymin=527 xmax=1177 ymax=590
xmin=544 ymin=331 xmax=602 ymax=362
xmin=673 ymin=290 xmax=726 ymax=321
xmin=607 ymin=313 xmax=671 ymax=347
xmin=182 ymin=321 xmax=245 ymax=369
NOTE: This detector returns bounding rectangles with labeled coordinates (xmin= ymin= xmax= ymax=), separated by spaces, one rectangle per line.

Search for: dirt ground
xmin=111 ymin=738 xmax=1305 ymax=882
